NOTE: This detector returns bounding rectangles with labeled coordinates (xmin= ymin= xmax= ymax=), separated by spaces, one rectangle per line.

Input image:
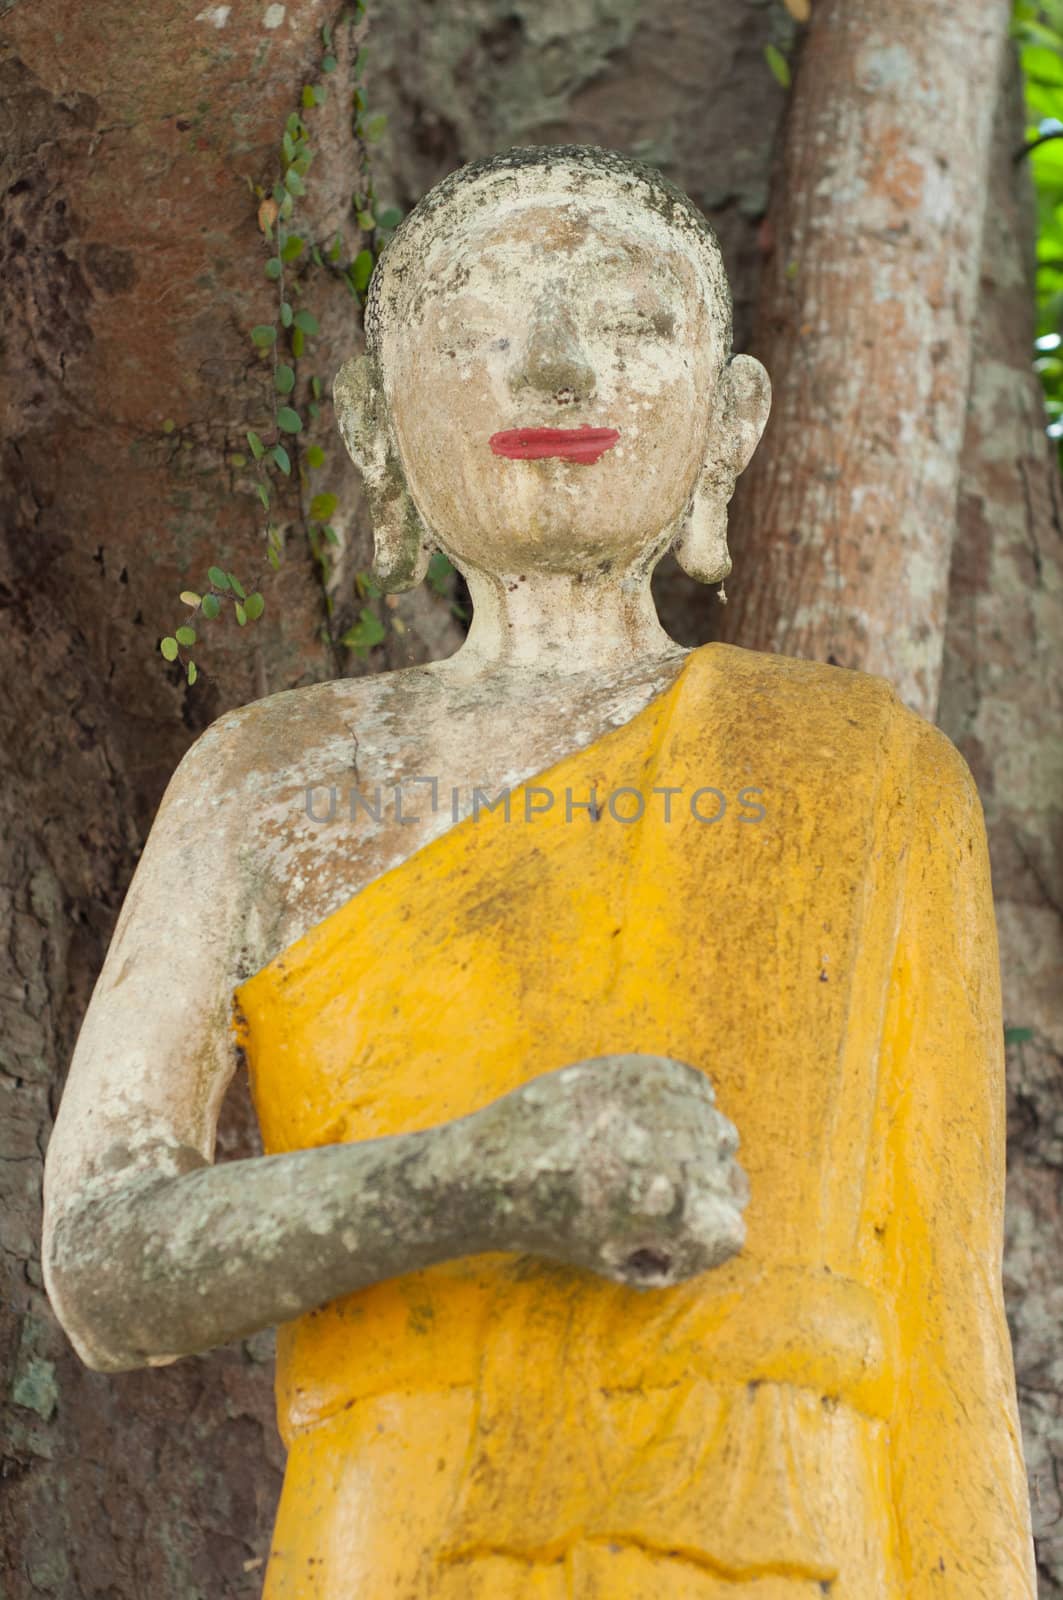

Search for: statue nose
xmin=511 ymin=307 xmax=597 ymax=404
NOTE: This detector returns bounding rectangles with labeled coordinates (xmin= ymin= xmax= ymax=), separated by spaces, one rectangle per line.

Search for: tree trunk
xmin=0 ymin=2 xmax=457 ymax=1589
xmin=937 ymin=57 xmax=1063 ymax=1599
xmin=720 ymin=0 xmax=1009 ymax=717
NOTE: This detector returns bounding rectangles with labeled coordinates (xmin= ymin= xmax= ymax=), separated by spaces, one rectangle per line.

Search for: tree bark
xmin=937 ymin=56 xmax=1063 ymax=1598
xmin=720 ymin=0 xmax=1010 ymax=717
xmin=0 ymin=2 xmax=455 ymax=1589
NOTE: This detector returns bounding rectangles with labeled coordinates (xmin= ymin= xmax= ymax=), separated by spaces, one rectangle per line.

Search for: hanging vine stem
xmin=160 ymin=4 xmax=407 ymax=684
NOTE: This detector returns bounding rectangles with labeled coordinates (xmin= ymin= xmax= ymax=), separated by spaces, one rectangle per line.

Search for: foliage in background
xmin=160 ymin=3 xmax=415 ymax=683
xmin=1015 ymin=0 xmax=1063 ymax=450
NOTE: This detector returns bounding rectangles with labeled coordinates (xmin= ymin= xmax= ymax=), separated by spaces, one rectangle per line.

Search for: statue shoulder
xmin=700 ymin=642 xmax=901 ymax=748
xmin=697 ymin=645 xmax=981 ymax=810
xmin=160 ymin=676 xmax=381 ymax=821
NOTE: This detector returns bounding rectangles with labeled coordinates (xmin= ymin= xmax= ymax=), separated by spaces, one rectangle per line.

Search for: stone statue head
xmin=334 ymin=145 xmax=770 ymax=596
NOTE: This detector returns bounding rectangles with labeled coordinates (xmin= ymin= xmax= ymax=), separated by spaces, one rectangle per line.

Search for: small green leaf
xmin=271 ymin=443 xmax=291 ymax=475
xmin=228 ymin=573 xmax=247 ymax=599
xmin=247 ymin=429 xmax=265 ymax=460
xmin=1005 ymin=1026 xmax=1035 ymax=1045
xmin=162 ymin=418 xmax=176 ymax=434
xmin=764 ymin=44 xmax=791 ymax=88
xmin=285 ymin=167 xmax=306 ymax=196
xmin=277 ymin=406 xmax=303 ymax=434
xmin=293 ymin=308 xmax=319 ymax=334
xmin=351 ymin=249 xmax=374 ymax=292
xmin=312 ymin=84 xmax=327 ymax=106
xmin=202 ymin=594 xmax=221 ymax=619
xmin=245 ymin=591 xmax=265 ymax=621
xmin=308 ymin=401 xmax=320 ymax=421
xmin=426 ymin=551 xmax=454 ymax=596
xmin=274 ymin=362 xmax=295 ymax=394
xmin=282 ymin=130 xmax=295 ymax=163
xmin=322 ymin=53 xmax=337 ymax=73
xmin=311 ymin=246 xmax=323 ymax=267
xmin=363 ymin=112 xmax=388 ymax=143
xmin=311 ymin=376 xmax=322 ymax=400
xmin=291 ymin=326 xmax=305 ymax=358
xmin=310 ymin=491 xmax=338 ymax=521
xmin=356 ymin=209 xmax=375 ymax=231
xmin=280 ymin=301 xmax=293 ymax=328
xmin=235 ymin=602 xmax=247 ymax=626
xmin=230 ymin=452 xmax=248 ymax=468
xmin=265 ymin=256 xmax=283 ymax=280
xmin=251 ymin=324 xmax=277 ymax=347
xmin=281 ymin=233 xmax=305 ymax=263
xmin=355 ymin=569 xmax=382 ymax=600
xmin=341 ymin=607 xmax=387 ymax=658
xmin=323 ymin=524 xmax=339 ymax=546
xmin=280 ymin=190 xmax=294 ymax=220
xmin=208 ymin=566 xmax=230 ymax=590
xmin=257 ymin=483 xmax=271 ymax=511
xmin=327 ymin=236 xmax=342 ymax=262
xmin=321 ymin=20 xmax=332 ymax=46
xmin=267 ymin=545 xmax=281 ymax=571
xmin=160 ymin=636 xmax=179 ymax=661
xmin=307 ymin=444 xmax=325 ymax=468
xmin=377 ymin=207 xmax=403 ymax=230
xmin=179 ymin=590 xmax=202 ymax=607
xmin=187 ymin=660 xmax=198 ymax=686
xmin=302 ymin=84 xmax=316 ymax=109
xmin=175 ymin=625 xmax=197 ymax=646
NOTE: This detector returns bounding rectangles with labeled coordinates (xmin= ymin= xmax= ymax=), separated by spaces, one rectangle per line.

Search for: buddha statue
xmin=43 ymin=146 xmax=1036 ymax=1597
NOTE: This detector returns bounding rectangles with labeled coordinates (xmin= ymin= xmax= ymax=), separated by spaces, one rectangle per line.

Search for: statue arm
xmin=883 ymin=720 xmax=1035 ymax=1597
xmin=43 ymin=712 xmax=744 ymax=1372
xmin=41 ymin=709 xmax=499 ymax=1372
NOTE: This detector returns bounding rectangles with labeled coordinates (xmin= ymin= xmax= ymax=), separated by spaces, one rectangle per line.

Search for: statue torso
xmin=219 ymin=647 xmax=691 ymax=972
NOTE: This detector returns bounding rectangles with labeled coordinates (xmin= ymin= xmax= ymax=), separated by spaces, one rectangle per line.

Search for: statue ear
xmin=333 ymin=354 xmax=433 ymax=594
xmin=672 ymin=354 xmax=771 ymax=586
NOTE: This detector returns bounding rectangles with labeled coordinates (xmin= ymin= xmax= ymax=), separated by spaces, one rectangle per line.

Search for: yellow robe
xmin=235 ymin=644 xmax=1035 ymax=1598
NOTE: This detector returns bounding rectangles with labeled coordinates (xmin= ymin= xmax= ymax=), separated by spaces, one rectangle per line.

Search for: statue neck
xmin=451 ymin=566 xmax=678 ymax=678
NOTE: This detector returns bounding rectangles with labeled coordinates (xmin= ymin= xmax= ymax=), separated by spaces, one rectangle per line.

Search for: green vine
xmin=160 ymin=4 xmax=405 ymax=684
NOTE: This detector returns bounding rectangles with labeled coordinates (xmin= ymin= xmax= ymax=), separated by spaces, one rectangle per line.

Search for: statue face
xmin=381 ymin=200 xmax=727 ymax=578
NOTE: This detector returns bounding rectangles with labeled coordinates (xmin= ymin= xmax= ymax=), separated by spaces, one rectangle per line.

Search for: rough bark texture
xmin=0 ymin=1 xmax=456 ymax=1590
xmin=719 ymin=0 xmax=1010 ymax=717
xmin=937 ymin=57 xmax=1063 ymax=1598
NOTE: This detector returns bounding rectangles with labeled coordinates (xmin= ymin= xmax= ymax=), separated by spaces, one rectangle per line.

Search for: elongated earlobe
xmin=673 ymin=470 xmax=734 ymax=585
xmin=333 ymin=355 xmax=433 ymax=593
xmin=672 ymin=354 xmax=771 ymax=586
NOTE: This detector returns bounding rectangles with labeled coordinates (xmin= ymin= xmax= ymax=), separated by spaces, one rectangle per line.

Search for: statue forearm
xmin=45 ymin=1056 xmax=746 ymax=1372
xmin=46 ymin=1119 xmax=495 ymax=1372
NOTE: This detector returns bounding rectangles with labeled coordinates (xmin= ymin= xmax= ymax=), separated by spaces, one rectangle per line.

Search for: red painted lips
xmin=489 ymin=426 xmax=620 ymax=464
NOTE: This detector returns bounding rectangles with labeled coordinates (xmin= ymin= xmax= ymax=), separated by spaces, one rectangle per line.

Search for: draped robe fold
xmin=234 ymin=643 xmax=1035 ymax=1598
